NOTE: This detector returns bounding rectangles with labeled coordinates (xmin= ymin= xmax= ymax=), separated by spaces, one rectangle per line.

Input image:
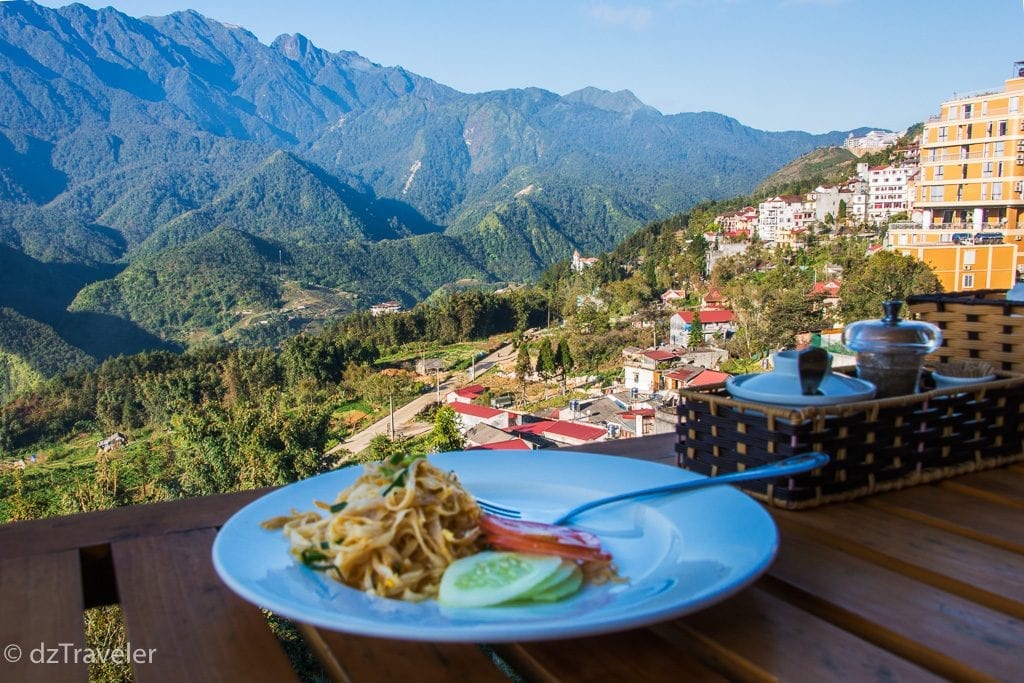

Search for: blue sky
xmin=29 ymin=0 xmax=1024 ymax=133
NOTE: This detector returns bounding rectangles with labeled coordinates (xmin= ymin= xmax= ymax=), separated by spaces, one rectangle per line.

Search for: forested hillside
xmin=0 ymin=0 xmax=873 ymax=376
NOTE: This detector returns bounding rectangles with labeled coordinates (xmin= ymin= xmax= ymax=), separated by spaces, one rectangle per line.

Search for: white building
xmin=571 ymin=249 xmax=598 ymax=272
xmin=668 ymin=310 xmax=736 ymax=347
xmin=449 ymin=402 xmax=513 ymax=432
xmin=808 ymin=184 xmax=857 ymax=224
xmin=866 ymin=164 xmax=917 ymax=225
xmin=756 ymin=195 xmax=805 ymax=242
xmin=843 ymin=130 xmax=900 ymax=156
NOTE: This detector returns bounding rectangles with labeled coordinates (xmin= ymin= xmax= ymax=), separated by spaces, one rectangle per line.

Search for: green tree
xmin=840 ymin=251 xmax=942 ymax=323
xmin=428 ymin=405 xmax=465 ymax=453
xmin=535 ymin=341 xmax=557 ymax=397
xmin=366 ymin=434 xmax=411 ymax=463
xmin=555 ymin=337 xmax=574 ymax=394
xmin=687 ymin=310 xmax=704 ymax=348
xmin=514 ymin=342 xmax=532 ymax=403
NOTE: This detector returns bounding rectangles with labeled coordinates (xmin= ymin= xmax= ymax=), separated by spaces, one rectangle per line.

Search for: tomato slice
xmin=478 ymin=514 xmax=611 ymax=563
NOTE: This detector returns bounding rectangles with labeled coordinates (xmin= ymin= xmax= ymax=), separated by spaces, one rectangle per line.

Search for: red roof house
xmin=450 ymin=401 xmax=512 ymax=430
xmin=469 ymin=438 xmax=533 ymax=451
xmin=446 ymin=384 xmax=486 ymax=404
xmin=507 ymin=419 xmax=606 ymax=446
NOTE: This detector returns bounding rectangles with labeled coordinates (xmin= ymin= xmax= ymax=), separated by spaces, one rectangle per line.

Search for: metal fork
xmin=475 ymin=452 xmax=830 ymax=525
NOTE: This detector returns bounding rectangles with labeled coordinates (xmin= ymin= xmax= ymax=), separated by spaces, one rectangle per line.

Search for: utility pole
xmin=389 ymin=393 xmax=395 ymax=440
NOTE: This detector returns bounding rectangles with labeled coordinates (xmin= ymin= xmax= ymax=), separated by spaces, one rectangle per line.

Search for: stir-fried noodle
xmin=261 ymin=459 xmax=484 ymax=601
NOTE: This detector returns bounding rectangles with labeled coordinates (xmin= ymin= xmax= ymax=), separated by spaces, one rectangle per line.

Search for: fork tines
xmin=475 ymin=499 xmax=522 ymax=519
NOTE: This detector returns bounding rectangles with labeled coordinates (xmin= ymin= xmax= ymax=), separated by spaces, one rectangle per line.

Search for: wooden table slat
xmin=0 ymin=550 xmax=88 ymax=683
xmin=495 ymin=628 xmax=726 ymax=683
xmin=864 ymin=484 xmax=1024 ymax=554
xmin=305 ymin=628 xmax=507 ymax=683
xmin=939 ymin=468 xmax=1024 ymax=507
xmin=113 ymin=527 xmax=299 ymax=683
xmin=0 ymin=487 xmax=274 ymax=561
xmin=665 ymin=587 xmax=945 ymax=682
xmin=772 ymin=503 xmax=1024 ymax=619
xmin=769 ymin=520 xmax=1024 ymax=682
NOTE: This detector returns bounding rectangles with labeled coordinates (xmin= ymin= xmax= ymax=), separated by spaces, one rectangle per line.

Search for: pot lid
xmin=842 ymin=300 xmax=942 ymax=354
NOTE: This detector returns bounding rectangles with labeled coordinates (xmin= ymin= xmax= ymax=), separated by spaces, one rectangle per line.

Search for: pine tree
xmin=515 ymin=342 xmax=532 ymax=403
xmin=535 ymin=341 xmax=557 ymax=399
xmin=555 ymin=337 xmax=574 ymax=394
xmin=687 ymin=310 xmax=704 ymax=348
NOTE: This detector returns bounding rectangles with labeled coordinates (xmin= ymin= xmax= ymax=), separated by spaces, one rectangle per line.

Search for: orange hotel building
xmin=886 ymin=62 xmax=1024 ymax=292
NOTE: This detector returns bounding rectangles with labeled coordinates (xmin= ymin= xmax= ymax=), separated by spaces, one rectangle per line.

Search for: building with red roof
xmin=468 ymin=438 xmax=533 ymax=451
xmin=663 ymin=368 xmax=730 ymax=392
xmin=669 ymin=309 xmax=736 ymax=347
xmin=446 ymin=384 xmax=486 ymax=404
xmin=449 ymin=401 xmax=512 ymax=431
xmin=642 ymin=348 xmax=680 ymax=363
xmin=809 ymin=280 xmax=841 ymax=297
xmin=702 ymin=288 xmax=727 ymax=309
xmin=507 ymin=419 xmax=606 ymax=447
xmin=660 ymin=289 xmax=687 ymax=306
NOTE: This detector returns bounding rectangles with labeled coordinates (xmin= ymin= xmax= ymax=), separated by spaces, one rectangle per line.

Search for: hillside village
xmin=400 ymin=63 xmax=1024 ymax=453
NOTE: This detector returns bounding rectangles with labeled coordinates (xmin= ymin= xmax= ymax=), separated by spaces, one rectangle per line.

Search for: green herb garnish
xmin=328 ymin=501 xmax=347 ymax=513
xmin=300 ymin=547 xmax=332 ymax=570
xmin=381 ymin=468 xmax=408 ymax=496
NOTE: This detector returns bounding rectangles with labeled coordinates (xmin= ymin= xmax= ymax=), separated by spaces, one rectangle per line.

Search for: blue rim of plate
xmin=212 ymin=450 xmax=779 ymax=642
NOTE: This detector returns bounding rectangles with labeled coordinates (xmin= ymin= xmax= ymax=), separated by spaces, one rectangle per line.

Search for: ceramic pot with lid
xmin=842 ymin=300 xmax=943 ymax=398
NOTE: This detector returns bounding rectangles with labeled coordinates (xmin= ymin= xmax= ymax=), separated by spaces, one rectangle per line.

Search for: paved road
xmin=328 ymin=343 xmax=516 ymax=457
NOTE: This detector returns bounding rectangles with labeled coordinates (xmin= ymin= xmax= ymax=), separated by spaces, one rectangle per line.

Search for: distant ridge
xmin=0 ymin=1 xmax=872 ymax=365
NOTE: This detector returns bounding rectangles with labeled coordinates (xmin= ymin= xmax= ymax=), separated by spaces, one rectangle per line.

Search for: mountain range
xmin=0 ymin=0 xmax=874 ymax=391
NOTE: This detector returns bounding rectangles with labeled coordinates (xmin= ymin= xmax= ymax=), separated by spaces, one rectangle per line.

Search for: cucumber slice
xmin=438 ymin=552 xmax=564 ymax=607
xmin=528 ymin=564 xmax=584 ymax=602
xmin=522 ymin=561 xmax=575 ymax=597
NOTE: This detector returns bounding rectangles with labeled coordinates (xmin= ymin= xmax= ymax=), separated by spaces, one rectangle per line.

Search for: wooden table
xmin=1 ymin=434 xmax=1021 ymax=682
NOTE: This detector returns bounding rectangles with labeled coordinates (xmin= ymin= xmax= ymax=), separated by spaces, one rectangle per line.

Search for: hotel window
xmin=939 ymin=126 xmax=948 ymax=141
xmin=929 ymin=148 xmax=937 ymax=162
xmin=987 ymin=122 xmax=993 ymax=136
xmin=957 ymin=185 xmax=964 ymax=201
xmin=948 ymin=107 xmax=958 ymax=121
xmin=935 ymin=166 xmax=944 ymax=179
xmin=993 ymin=182 xmax=1003 ymax=200
xmin=998 ymin=161 xmax=1005 ymax=176
xmin=999 ymin=120 xmax=1008 ymax=136
xmin=963 ymin=274 xmax=975 ymax=289
xmin=983 ymin=162 xmax=993 ymax=178
xmin=964 ymin=104 xmax=972 ymax=119
xmin=930 ymin=186 xmax=944 ymax=201
xmin=960 ymin=145 xmax=969 ymax=160
xmin=961 ymin=164 xmax=968 ymax=179
xmin=995 ymin=141 xmax=1005 ymax=156
xmin=982 ymin=183 xmax=989 ymax=200
xmin=1011 ymin=96 xmax=1020 ymax=113
xmin=981 ymin=101 xmax=988 ymax=115
xmin=964 ymin=250 xmax=976 ymax=265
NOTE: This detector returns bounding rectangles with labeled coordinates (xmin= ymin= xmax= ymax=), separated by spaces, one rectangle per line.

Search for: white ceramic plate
xmin=212 ymin=450 xmax=778 ymax=642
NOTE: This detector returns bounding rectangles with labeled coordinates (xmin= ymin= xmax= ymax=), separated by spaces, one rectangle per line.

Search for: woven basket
xmin=676 ymin=372 xmax=1024 ymax=509
xmin=907 ymin=290 xmax=1024 ymax=373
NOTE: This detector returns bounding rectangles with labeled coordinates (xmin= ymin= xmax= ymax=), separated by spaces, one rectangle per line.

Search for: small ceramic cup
xmin=930 ymin=360 xmax=996 ymax=389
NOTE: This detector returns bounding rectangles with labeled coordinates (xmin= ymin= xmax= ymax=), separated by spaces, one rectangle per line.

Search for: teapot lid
xmin=842 ymin=300 xmax=943 ymax=354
